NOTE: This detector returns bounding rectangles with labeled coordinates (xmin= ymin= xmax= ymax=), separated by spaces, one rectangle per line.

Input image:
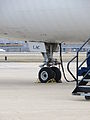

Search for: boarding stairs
xmin=67 ymin=38 xmax=90 ymax=100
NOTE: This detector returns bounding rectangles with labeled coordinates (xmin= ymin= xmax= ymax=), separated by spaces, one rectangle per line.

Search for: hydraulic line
xmin=59 ymin=43 xmax=75 ymax=82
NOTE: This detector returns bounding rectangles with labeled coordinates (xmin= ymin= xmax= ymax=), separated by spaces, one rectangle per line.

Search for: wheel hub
xmin=40 ymin=71 xmax=48 ymax=81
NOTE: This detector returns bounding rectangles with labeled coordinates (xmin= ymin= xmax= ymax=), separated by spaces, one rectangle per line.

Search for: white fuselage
xmin=0 ymin=0 xmax=90 ymax=43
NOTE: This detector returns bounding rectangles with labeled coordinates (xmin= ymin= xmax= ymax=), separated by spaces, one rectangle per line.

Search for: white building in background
xmin=0 ymin=49 xmax=5 ymax=52
xmin=62 ymin=43 xmax=90 ymax=53
xmin=0 ymin=38 xmax=29 ymax=52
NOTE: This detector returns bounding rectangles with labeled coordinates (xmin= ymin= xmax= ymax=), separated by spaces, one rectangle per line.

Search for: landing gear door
xmin=28 ymin=42 xmax=46 ymax=53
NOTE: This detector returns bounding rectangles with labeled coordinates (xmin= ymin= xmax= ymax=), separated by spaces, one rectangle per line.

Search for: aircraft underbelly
xmin=0 ymin=0 xmax=90 ymax=43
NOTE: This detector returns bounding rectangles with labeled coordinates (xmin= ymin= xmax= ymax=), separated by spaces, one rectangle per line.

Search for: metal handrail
xmin=67 ymin=56 xmax=77 ymax=81
xmin=67 ymin=38 xmax=90 ymax=86
xmin=77 ymin=38 xmax=90 ymax=54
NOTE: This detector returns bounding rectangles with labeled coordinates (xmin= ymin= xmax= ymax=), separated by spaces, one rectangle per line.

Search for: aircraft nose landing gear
xmin=38 ymin=43 xmax=62 ymax=83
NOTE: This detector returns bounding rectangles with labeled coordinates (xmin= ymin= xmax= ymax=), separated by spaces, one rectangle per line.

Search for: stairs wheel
xmin=85 ymin=96 xmax=90 ymax=100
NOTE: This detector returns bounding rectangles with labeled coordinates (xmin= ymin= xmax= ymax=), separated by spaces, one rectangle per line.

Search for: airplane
xmin=0 ymin=0 xmax=90 ymax=99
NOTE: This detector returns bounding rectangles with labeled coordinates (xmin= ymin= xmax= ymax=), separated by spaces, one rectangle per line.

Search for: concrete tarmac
xmin=0 ymin=62 xmax=89 ymax=120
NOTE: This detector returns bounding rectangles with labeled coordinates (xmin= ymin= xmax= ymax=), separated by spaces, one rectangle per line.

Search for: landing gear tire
xmin=85 ymin=96 xmax=90 ymax=100
xmin=38 ymin=67 xmax=54 ymax=83
xmin=51 ymin=67 xmax=62 ymax=83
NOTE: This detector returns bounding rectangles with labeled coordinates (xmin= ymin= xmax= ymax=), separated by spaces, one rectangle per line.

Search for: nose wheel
xmin=38 ymin=67 xmax=61 ymax=83
xmin=51 ymin=67 xmax=62 ymax=83
xmin=38 ymin=67 xmax=54 ymax=83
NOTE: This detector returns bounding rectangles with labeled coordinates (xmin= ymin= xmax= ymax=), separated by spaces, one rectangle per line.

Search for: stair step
xmin=72 ymin=86 xmax=90 ymax=95
xmin=72 ymin=92 xmax=90 ymax=96
xmin=78 ymin=86 xmax=90 ymax=92
xmin=83 ymin=79 xmax=90 ymax=82
xmin=80 ymin=93 xmax=90 ymax=96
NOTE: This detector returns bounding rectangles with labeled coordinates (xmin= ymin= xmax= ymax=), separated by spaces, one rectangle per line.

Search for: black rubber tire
xmin=38 ymin=67 xmax=54 ymax=83
xmin=85 ymin=96 xmax=90 ymax=100
xmin=51 ymin=67 xmax=61 ymax=83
